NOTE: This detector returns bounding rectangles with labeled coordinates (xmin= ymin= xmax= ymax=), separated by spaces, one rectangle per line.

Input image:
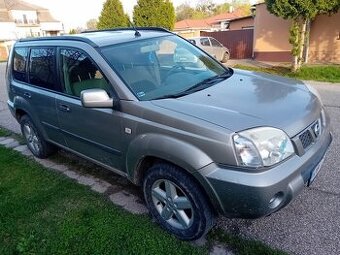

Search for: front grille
xmin=299 ymin=130 xmax=314 ymax=149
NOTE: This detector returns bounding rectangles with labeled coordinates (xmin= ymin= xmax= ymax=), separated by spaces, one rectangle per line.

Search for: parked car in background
xmin=6 ymin=27 xmax=332 ymax=241
xmin=188 ymin=36 xmax=230 ymax=62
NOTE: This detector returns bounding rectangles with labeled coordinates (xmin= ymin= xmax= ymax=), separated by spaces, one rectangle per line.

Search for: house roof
xmin=175 ymin=10 xmax=249 ymax=30
xmin=37 ymin=9 xmax=58 ymax=22
xmin=175 ymin=19 xmax=211 ymax=30
xmin=0 ymin=0 xmax=60 ymax=23
xmin=2 ymin=0 xmax=46 ymax=11
xmin=206 ymin=10 xmax=244 ymax=24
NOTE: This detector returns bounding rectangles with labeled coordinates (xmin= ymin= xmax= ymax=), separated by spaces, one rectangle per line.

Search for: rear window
xmin=28 ymin=48 xmax=60 ymax=91
xmin=12 ymin=47 xmax=28 ymax=82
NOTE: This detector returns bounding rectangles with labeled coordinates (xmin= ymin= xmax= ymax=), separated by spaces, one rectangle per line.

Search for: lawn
xmin=0 ymin=146 xmax=206 ymax=255
xmin=0 ymin=134 xmax=287 ymax=255
xmin=233 ymin=64 xmax=340 ymax=83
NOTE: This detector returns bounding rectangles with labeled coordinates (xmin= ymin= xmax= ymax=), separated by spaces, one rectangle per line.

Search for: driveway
xmin=1 ymin=62 xmax=339 ymax=255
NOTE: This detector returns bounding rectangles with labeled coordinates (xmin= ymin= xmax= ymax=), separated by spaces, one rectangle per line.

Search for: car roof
xmin=17 ymin=27 xmax=172 ymax=48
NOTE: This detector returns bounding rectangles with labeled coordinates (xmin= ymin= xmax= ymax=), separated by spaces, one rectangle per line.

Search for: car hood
xmin=151 ymin=69 xmax=321 ymax=137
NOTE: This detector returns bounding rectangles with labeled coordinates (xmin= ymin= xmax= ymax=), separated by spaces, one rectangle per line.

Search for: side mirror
xmin=80 ymin=89 xmax=115 ymax=108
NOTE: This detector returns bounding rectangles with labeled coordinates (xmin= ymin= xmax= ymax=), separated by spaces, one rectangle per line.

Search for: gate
xmin=201 ymin=29 xmax=254 ymax=59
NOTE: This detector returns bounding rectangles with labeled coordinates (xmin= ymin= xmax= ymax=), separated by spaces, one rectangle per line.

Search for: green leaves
xmin=265 ymin=0 xmax=340 ymax=20
xmin=133 ymin=0 xmax=176 ymax=30
xmin=97 ymin=0 xmax=129 ymax=29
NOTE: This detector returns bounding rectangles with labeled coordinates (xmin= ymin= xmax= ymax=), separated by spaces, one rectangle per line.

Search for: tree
xmin=133 ymin=0 xmax=176 ymax=30
xmin=86 ymin=19 xmax=98 ymax=30
xmin=176 ymin=4 xmax=195 ymax=21
xmin=97 ymin=0 xmax=129 ymax=29
xmin=265 ymin=0 xmax=340 ymax=72
xmin=69 ymin=29 xmax=77 ymax=34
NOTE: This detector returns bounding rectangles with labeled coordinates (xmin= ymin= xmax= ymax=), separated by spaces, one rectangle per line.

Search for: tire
xmin=20 ymin=115 xmax=56 ymax=158
xmin=143 ymin=163 xmax=215 ymax=240
xmin=222 ymin=52 xmax=230 ymax=63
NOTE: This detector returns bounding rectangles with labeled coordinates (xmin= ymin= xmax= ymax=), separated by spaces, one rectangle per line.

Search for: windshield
xmin=101 ymin=35 xmax=231 ymax=101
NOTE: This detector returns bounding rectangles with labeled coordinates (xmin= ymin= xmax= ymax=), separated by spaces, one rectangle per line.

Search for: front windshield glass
xmin=101 ymin=35 xmax=231 ymax=101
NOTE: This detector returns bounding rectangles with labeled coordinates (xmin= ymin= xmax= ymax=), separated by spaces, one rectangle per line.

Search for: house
xmin=174 ymin=9 xmax=254 ymax=38
xmin=253 ymin=2 xmax=340 ymax=63
xmin=0 ymin=0 xmax=64 ymax=60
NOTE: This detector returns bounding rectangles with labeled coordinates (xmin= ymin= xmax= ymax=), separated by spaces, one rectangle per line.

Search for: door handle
xmin=23 ymin=92 xmax=31 ymax=98
xmin=59 ymin=104 xmax=71 ymax=112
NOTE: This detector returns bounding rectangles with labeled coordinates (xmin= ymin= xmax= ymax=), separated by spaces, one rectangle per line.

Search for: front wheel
xmin=222 ymin=52 xmax=230 ymax=63
xmin=20 ymin=115 xmax=56 ymax=158
xmin=143 ymin=163 xmax=215 ymax=240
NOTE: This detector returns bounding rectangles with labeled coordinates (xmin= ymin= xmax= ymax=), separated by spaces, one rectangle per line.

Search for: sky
xmin=28 ymin=0 xmax=247 ymax=31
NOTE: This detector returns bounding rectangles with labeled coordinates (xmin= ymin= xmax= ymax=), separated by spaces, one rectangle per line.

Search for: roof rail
xmin=81 ymin=27 xmax=170 ymax=34
xmin=18 ymin=36 xmax=99 ymax=48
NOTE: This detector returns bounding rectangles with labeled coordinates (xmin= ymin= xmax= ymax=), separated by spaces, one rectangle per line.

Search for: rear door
xmin=199 ymin=37 xmax=214 ymax=57
xmin=209 ymin=38 xmax=225 ymax=61
xmin=11 ymin=46 xmax=64 ymax=145
xmin=55 ymin=47 xmax=125 ymax=171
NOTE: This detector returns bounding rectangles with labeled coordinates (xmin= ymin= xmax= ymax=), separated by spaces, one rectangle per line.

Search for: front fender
xmin=126 ymin=133 xmax=213 ymax=182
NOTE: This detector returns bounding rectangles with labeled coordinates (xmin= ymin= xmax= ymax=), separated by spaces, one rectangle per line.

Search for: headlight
xmin=233 ymin=127 xmax=295 ymax=168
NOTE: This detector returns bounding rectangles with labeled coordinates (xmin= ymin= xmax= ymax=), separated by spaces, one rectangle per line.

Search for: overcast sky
xmin=28 ymin=0 xmax=249 ymax=31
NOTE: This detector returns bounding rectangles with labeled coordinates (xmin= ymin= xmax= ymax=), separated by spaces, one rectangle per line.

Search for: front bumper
xmin=196 ymin=128 xmax=332 ymax=218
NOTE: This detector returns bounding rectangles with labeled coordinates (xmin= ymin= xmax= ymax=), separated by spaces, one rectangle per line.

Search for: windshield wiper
xmin=153 ymin=71 xmax=232 ymax=100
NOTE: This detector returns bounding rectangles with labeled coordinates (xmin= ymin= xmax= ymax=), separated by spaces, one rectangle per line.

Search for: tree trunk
xmin=298 ymin=18 xmax=307 ymax=69
xmin=304 ymin=18 xmax=311 ymax=63
xmin=292 ymin=55 xmax=298 ymax=72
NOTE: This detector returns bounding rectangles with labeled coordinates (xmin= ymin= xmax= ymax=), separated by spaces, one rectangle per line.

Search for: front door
xmin=56 ymin=48 xmax=125 ymax=171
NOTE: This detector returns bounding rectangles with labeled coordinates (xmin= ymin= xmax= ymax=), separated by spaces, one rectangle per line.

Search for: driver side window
xmin=59 ymin=48 xmax=111 ymax=97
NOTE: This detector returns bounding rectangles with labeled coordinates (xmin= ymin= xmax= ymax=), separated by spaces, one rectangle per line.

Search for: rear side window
xmin=200 ymin=38 xmax=210 ymax=46
xmin=13 ymin=47 xmax=28 ymax=82
xmin=210 ymin=38 xmax=221 ymax=47
xmin=29 ymin=48 xmax=60 ymax=91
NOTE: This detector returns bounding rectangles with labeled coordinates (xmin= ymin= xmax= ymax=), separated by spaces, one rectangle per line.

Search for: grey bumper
xmin=196 ymin=129 xmax=332 ymax=218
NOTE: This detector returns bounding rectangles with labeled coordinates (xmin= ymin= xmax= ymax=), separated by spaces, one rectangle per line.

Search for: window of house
xmin=60 ymin=48 xmax=111 ymax=97
xmin=200 ymin=38 xmax=211 ymax=46
xmin=13 ymin=47 xmax=28 ymax=82
xmin=28 ymin=48 xmax=60 ymax=91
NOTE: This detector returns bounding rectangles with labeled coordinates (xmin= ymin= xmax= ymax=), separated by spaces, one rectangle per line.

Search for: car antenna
xmin=128 ymin=19 xmax=141 ymax=37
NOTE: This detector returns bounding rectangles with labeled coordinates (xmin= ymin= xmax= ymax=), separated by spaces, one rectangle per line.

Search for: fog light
xmin=269 ymin=192 xmax=284 ymax=209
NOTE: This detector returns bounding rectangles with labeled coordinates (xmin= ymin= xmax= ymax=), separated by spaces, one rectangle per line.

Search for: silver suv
xmin=6 ymin=28 xmax=332 ymax=240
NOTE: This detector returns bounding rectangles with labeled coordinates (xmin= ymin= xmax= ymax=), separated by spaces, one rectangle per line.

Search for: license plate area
xmin=308 ymin=158 xmax=325 ymax=186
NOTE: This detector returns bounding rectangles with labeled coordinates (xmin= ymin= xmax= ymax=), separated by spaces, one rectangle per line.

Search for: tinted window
xmin=13 ymin=47 xmax=28 ymax=82
xmin=210 ymin=38 xmax=221 ymax=47
xmin=200 ymin=38 xmax=210 ymax=46
xmin=29 ymin=48 xmax=60 ymax=91
xmin=60 ymin=48 xmax=111 ymax=97
xmin=188 ymin=39 xmax=196 ymax=45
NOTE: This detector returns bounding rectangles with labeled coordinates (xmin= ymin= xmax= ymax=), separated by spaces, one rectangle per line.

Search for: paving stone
xmin=0 ymin=138 xmax=15 ymax=145
xmin=63 ymin=170 xmax=80 ymax=180
xmin=13 ymin=145 xmax=28 ymax=152
xmin=5 ymin=141 xmax=20 ymax=149
xmin=51 ymin=164 xmax=69 ymax=173
xmin=109 ymin=191 xmax=148 ymax=214
xmin=20 ymin=149 xmax=33 ymax=156
xmin=210 ymin=245 xmax=235 ymax=255
xmin=91 ymin=180 xmax=112 ymax=194
xmin=34 ymin=158 xmax=57 ymax=168
xmin=77 ymin=175 xmax=96 ymax=186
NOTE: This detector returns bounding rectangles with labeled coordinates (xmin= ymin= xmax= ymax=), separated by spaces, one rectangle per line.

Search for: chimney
xmin=229 ymin=5 xmax=234 ymax=13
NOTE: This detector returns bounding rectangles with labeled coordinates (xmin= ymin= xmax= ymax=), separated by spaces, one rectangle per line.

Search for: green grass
xmin=0 ymin=146 xmax=207 ymax=255
xmin=0 ymin=128 xmax=11 ymax=137
xmin=0 ymin=141 xmax=288 ymax=255
xmin=234 ymin=64 xmax=340 ymax=83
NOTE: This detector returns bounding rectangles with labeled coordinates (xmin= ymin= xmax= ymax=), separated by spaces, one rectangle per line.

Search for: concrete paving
xmin=1 ymin=62 xmax=340 ymax=254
